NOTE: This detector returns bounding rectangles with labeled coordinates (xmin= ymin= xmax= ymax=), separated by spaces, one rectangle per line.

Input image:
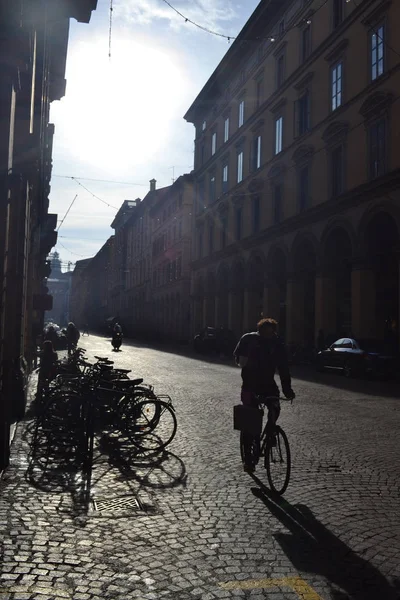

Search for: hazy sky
xmin=50 ymin=0 xmax=260 ymax=270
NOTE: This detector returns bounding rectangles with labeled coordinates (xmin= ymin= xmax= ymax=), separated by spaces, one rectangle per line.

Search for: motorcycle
xmin=111 ymin=332 xmax=122 ymax=351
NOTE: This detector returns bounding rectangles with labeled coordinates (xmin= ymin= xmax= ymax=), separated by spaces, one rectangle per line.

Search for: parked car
xmin=193 ymin=326 xmax=237 ymax=356
xmin=316 ymin=337 xmax=398 ymax=379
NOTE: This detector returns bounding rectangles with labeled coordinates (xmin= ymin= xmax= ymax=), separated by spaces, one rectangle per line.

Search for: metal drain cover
xmin=93 ymin=495 xmax=142 ymax=513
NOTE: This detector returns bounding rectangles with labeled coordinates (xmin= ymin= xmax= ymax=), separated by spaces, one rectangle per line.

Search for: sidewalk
xmin=0 ymin=373 xmax=179 ymax=600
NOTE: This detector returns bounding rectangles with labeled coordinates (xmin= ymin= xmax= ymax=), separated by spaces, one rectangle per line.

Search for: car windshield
xmin=357 ymin=339 xmax=388 ymax=353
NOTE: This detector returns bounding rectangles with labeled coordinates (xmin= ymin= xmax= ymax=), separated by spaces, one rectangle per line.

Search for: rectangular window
xmin=333 ymin=0 xmax=344 ymax=29
xmin=299 ymin=165 xmax=309 ymax=212
xmin=369 ymin=118 xmax=386 ymax=178
xmin=371 ymin=25 xmax=385 ymax=81
xmin=256 ymin=79 xmax=263 ymax=108
xmin=331 ymin=61 xmax=343 ymax=111
xmin=275 ymin=116 xmax=283 ymax=155
xmin=202 ymin=120 xmax=206 ymax=131
xmin=331 ymin=145 xmax=344 ymax=196
xmin=276 ymin=53 xmax=285 ymax=88
xmin=301 ymin=24 xmax=311 ymax=62
xmin=237 ymin=150 xmax=244 ymax=183
xmin=211 ymin=132 xmax=217 ymax=156
xmin=222 ymin=164 xmax=229 ymax=193
xmin=208 ymin=222 xmax=214 ymax=254
xmin=296 ymin=91 xmax=311 ymax=136
xmin=251 ymin=136 xmax=262 ymax=172
xmin=209 ymin=175 xmax=216 ymax=203
xmin=273 ymin=183 xmax=283 ymax=224
xmin=224 ymin=117 xmax=230 ymax=142
xmin=238 ymin=99 xmax=245 ymax=127
xmin=252 ymin=196 xmax=260 ymax=234
xmin=235 ymin=207 xmax=242 ymax=241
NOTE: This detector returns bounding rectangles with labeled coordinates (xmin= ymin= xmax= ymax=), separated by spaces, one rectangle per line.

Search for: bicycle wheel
xmin=265 ymin=426 xmax=291 ymax=495
xmin=125 ymin=399 xmax=177 ymax=453
xmin=118 ymin=391 xmax=161 ymax=435
xmin=240 ymin=432 xmax=260 ymax=467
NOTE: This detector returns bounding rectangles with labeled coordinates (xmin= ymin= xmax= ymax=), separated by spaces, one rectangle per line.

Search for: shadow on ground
xmin=251 ymin=476 xmax=399 ymax=600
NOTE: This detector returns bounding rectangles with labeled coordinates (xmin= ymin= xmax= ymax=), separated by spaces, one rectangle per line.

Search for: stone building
xmin=69 ymin=258 xmax=92 ymax=328
xmin=0 ymin=0 xmax=97 ymax=469
xmin=45 ymin=252 xmax=72 ymax=326
xmin=184 ymin=0 xmax=400 ymax=347
xmin=150 ymin=174 xmax=194 ymax=341
xmin=109 ymin=200 xmax=140 ymax=322
xmin=82 ymin=236 xmax=114 ymax=331
xmin=123 ymin=182 xmax=169 ymax=338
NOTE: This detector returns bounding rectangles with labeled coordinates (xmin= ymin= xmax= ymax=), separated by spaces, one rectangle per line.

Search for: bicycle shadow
xmin=96 ymin=433 xmax=187 ymax=492
xmin=250 ymin=477 xmax=399 ymax=600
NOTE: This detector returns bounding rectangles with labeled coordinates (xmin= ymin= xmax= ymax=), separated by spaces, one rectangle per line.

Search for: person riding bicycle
xmin=66 ymin=322 xmax=80 ymax=356
xmin=234 ymin=317 xmax=295 ymax=473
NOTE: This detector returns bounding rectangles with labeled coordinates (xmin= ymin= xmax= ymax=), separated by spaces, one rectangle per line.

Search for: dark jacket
xmin=234 ymin=332 xmax=291 ymax=394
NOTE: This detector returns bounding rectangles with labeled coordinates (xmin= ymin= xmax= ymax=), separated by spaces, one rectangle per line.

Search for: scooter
xmin=111 ymin=332 xmax=122 ymax=351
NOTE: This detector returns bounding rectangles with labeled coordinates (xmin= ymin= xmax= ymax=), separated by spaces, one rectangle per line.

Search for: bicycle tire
xmin=265 ymin=426 xmax=291 ymax=495
xmin=125 ymin=399 xmax=177 ymax=453
xmin=118 ymin=390 xmax=160 ymax=434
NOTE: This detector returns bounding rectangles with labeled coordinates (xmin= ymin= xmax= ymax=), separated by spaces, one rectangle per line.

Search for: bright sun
xmin=52 ymin=37 xmax=186 ymax=171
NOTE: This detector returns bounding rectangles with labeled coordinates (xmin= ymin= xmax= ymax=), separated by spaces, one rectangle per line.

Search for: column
xmin=314 ymin=273 xmax=337 ymax=343
xmin=243 ymin=289 xmax=250 ymax=332
xmin=351 ymin=263 xmax=376 ymax=338
xmin=286 ymin=278 xmax=305 ymax=345
xmin=202 ymin=297 xmax=207 ymax=329
xmin=214 ymin=296 xmax=220 ymax=327
xmin=228 ymin=291 xmax=235 ymax=331
xmin=263 ymin=282 xmax=280 ymax=321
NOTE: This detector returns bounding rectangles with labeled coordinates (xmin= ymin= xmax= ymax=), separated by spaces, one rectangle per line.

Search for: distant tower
xmin=49 ymin=251 xmax=62 ymax=277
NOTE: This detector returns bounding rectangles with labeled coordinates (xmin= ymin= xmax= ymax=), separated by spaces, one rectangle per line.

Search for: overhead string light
xmin=109 ymin=0 xmax=113 ymax=59
xmin=159 ymin=0 xmax=330 ymax=44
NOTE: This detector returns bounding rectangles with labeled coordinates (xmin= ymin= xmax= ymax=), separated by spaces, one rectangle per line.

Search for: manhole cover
xmin=93 ymin=495 xmax=142 ymax=513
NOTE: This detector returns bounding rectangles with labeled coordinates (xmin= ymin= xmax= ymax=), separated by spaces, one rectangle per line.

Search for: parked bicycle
xmin=29 ymin=348 xmax=177 ymax=503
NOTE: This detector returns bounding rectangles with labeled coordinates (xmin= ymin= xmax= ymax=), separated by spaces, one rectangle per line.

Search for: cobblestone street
xmin=1 ymin=333 xmax=400 ymax=600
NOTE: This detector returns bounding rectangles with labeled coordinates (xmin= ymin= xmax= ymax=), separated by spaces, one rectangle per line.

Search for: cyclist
xmin=234 ymin=317 xmax=295 ymax=473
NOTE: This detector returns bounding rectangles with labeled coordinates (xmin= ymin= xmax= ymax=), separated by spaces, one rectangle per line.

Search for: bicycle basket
xmin=233 ymin=405 xmax=262 ymax=435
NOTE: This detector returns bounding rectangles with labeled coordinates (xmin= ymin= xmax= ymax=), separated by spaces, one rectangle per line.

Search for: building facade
xmin=150 ymin=174 xmax=194 ymax=341
xmin=45 ymin=252 xmax=72 ymax=326
xmin=0 ymin=0 xmax=97 ymax=469
xmin=185 ymin=0 xmax=400 ymax=348
xmin=123 ymin=182 xmax=169 ymax=338
xmin=69 ymin=258 xmax=92 ymax=328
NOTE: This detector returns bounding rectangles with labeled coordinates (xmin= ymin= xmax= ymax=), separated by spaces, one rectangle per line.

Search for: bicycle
xmin=239 ymin=396 xmax=292 ymax=495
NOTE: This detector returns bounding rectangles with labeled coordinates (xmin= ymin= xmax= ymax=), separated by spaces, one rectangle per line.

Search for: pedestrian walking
xmin=66 ymin=322 xmax=80 ymax=356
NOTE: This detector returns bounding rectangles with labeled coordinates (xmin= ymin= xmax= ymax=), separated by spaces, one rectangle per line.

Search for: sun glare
xmin=52 ymin=37 xmax=185 ymax=171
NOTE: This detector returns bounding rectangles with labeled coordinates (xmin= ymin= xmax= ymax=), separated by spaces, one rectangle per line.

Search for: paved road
xmin=1 ymin=333 xmax=400 ymax=600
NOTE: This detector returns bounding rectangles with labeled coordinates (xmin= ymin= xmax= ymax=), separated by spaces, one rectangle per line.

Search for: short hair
xmin=257 ymin=317 xmax=278 ymax=333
